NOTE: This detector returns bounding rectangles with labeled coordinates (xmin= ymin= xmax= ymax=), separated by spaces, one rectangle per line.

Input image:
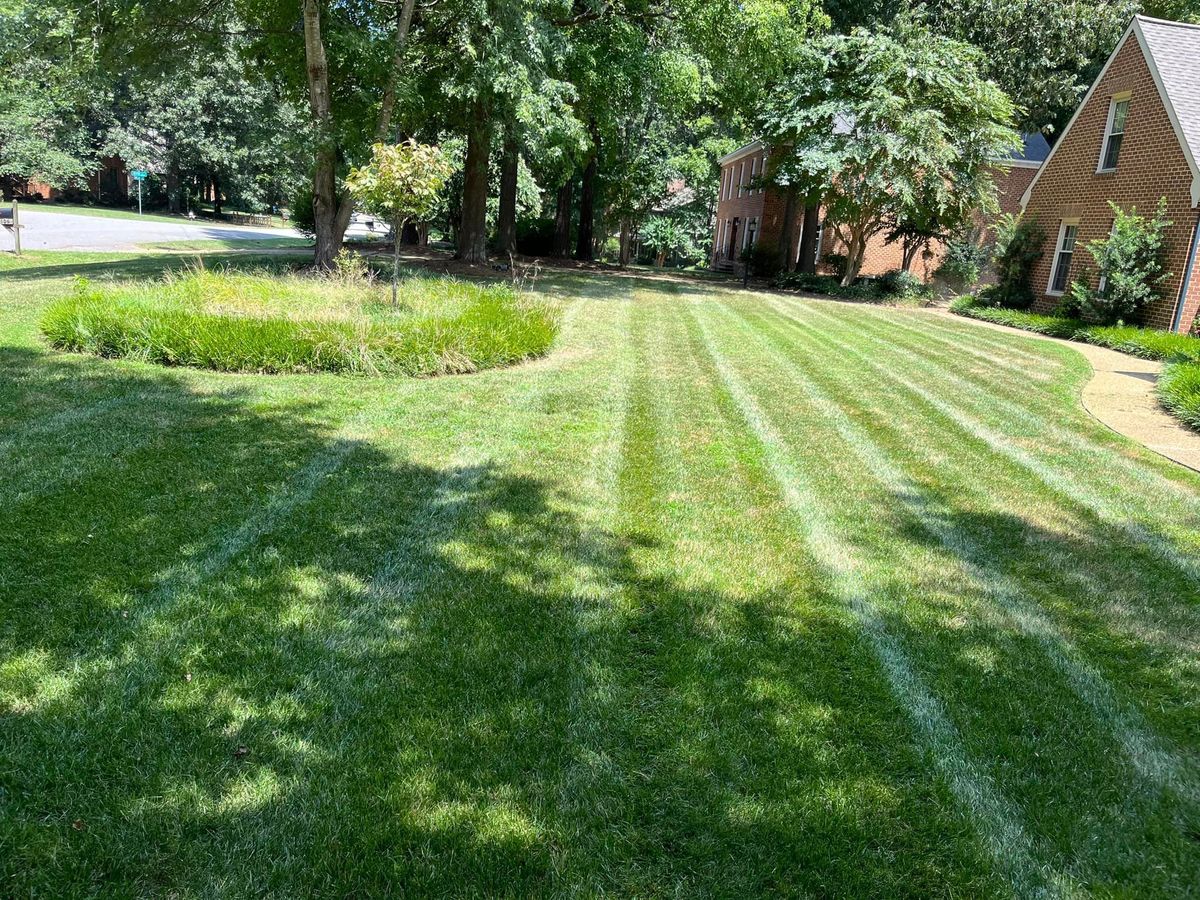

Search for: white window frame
xmin=737 ymin=162 xmax=745 ymax=197
xmin=1097 ymin=94 xmax=1130 ymax=174
xmin=750 ymin=157 xmax=758 ymax=195
xmin=721 ymin=168 xmax=729 ymax=201
xmin=1047 ymin=219 xmax=1080 ymax=296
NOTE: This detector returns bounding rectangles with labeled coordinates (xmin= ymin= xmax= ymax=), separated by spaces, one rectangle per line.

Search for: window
xmin=721 ymin=168 xmax=729 ymax=201
xmin=1099 ymin=96 xmax=1129 ymax=172
xmin=750 ymin=156 xmax=758 ymax=194
xmin=1048 ymin=221 xmax=1079 ymax=295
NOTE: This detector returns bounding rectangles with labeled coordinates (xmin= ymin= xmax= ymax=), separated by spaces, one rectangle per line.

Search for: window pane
xmin=1111 ymin=99 xmax=1128 ymax=134
xmin=1052 ymin=251 xmax=1074 ymax=292
xmin=1102 ymin=133 xmax=1123 ymax=170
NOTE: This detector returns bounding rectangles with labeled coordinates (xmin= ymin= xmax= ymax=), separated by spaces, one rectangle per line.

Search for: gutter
xmin=1171 ymin=210 xmax=1200 ymax=333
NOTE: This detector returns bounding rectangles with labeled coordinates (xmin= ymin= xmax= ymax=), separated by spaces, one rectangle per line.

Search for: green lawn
xmin=2 ymin=251 xmax=1198 ymax=896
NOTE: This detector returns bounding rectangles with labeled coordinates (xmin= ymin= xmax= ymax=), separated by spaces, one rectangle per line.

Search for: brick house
xmin=710 ymin=136 xmax=1047 ymax=280
xmin=3 ymin=157 xmax=130 ymax=204
xmin=1020 ymin=15 xmax=1200 ymax=332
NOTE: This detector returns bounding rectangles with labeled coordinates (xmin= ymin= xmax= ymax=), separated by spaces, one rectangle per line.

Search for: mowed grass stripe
xmin=768 ymin=298 xmax=1200 ymax=585
xmin=714 ymin=299 xmax=1200 ymax=804
xmin=788 ymin=295 xmax=1200 ymax=509
xmin=657 ymin=286 xmax=1007 ymax=895
xmin=685 ymin=300 xmax=1058 ymax=898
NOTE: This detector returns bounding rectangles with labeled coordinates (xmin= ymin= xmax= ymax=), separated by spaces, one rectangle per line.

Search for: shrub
xmin=1158 ymin=362 xmax=1200 ymax=430
xmin=42 ymin=269 xmax=559 ymax=376
xmin=290 ymin=184 xmax=315 ymax=239
xmin=775 ymin=271 xmax=843 ymax=293
xmin=982 ymin=213 xmax=1044 ymax=309
xmin=1081 ymin=325 xmax=1200 ymax=363
xmin=877 ymin=268 xmax=925 ymax=297
xmin=822 ymin=252 xmax=848 ymax=279
xmin=1069 ymin=198 xmax=1172 ymax=325
xmin=935 ymin=227 xmax=990 ymax=290
xmin=744 ymin=243 xmax=782 ymax=277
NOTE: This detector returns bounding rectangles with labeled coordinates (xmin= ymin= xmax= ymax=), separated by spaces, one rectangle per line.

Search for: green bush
xmin=42 ymin=269 xmax=559 ymax=376
xmin=822 ymin=252 xmax=848 ymax=279
xmin=744 ymin=242 xmax=782 ymax=276
xmin=1068 ymin=199 xmax=1172 ymax=325
xmin=981 ymin=213 xmax=1045 ymax=309
xmin=290 ymin=184 xmax=315 ymax=240
xmin=935 ymin=227 xmax=990 ymax=290
xmin=1158 ymin=362 xmax=1200 ymax=430
xmin=877 ymin=268 xmax=925 ymax=297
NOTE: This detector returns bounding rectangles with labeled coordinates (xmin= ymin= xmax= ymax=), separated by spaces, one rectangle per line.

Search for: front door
xmin=728 ymin=217 xmax=739 ymax=261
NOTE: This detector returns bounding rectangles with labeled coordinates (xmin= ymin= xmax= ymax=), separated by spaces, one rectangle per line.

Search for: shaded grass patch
xmin=40 ymin=268 xmax=559 ymax=376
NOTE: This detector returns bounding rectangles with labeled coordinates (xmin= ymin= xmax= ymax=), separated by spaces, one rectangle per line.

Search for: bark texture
xmin=497 ymin=128 xmax=519 ymax=256
xmin=797 ymin=202 xmax=820 ymax=274
xmin=456 ymin=100 xmax=491 ymax=264
xmin=552 ymin=180 xmax=573 ymax=257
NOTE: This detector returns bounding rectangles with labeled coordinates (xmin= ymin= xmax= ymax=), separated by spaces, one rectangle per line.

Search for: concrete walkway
xmin=933 ymin=310 xmax=1200 ymax=474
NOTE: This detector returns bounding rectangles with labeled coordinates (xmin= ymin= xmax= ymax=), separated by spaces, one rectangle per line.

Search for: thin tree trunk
xmin=618 ymin=218 xmax=632 ymax=267
xmin=166 ymin=166 xmax=181 ymax=214
xmin=497 ymin=126 xmax=519 ymax=256
xmin=552 ymin=180 xmax=573 ymax=257
xmin=211 ymin=173 xmax=222 ymax=216
xmin=575 ymin=139 xmax=597 ymax=260
xmin=902 ymin=238 xmax=921 ymax=271
xmin=392 ymin=217 xmax=401 ymax=305
xmin=456 ymin=99 xmax=490 ymax=264
xmin=841 ymin=231 xmax=865 ymax=286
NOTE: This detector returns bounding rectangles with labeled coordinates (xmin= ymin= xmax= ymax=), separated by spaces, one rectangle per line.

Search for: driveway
xmin=3 ymin=210 xmax=308 ymax=251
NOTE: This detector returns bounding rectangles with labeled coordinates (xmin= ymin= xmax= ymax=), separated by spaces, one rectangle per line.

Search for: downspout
xmin=1170 ymin=210 xmax=1200 ymax=333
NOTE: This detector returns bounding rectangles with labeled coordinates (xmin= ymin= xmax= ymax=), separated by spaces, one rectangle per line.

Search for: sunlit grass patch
xmin=40 ymin=267 xmax=560 ymax=376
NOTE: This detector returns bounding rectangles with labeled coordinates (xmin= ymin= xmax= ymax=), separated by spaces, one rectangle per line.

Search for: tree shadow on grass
xmin=0 ymin=347 xmax=996 ymax=896
xmin=0 ymin=251 xmax=310 ymax=284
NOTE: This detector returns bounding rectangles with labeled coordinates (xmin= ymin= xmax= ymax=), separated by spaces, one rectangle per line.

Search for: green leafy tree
xmin=761 ymin=17 xmax=1020 ymax=286
xmin=1067 ymin=198 xmax=1172 ymax=324
xmin=346 ymin=140 xmax=455 ymax=304
xmin=926 ymin=0 xmax=1135 ymax=134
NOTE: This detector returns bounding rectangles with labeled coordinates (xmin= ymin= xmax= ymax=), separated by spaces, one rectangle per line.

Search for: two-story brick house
xmin=1021 ymin=16 xmax=1200 ymax=332
xmin=711 ymin=135 xmax=1049 ymax=281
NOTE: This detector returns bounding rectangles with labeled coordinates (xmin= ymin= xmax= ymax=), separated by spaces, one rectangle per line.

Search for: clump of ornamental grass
xmin=1158 ymin=362 xmax=1200 ymax=431
xmin=40 ymin=265 xmax=559 ymax=376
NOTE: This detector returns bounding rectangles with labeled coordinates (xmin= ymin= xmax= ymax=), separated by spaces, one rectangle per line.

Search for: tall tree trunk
xmin=456 ymin=99 xmax=490 ymax=264
xmin=497 ymin=126 xmax=519 ymax=257
xmin=778 ymin=186 xmax=799 ymax=272
xmin=211 ymin=173 xmax=222 ymax=216
xmin=797 ymin=201 xmax=820 ymax=274
xmin=618 ymin=218 xmax=632 ymax=267
xmin=902 ymin=238 xmax=921 ymax=271
xmin=575 ymin=137 xmax=598 ymax=260
xmin=303 ymin=0 xmax=348 ymax=269
xmin=552 ymin=180 xmax=573 ymax=257
xmin=374 ymin=0 xmax=417 ymax=143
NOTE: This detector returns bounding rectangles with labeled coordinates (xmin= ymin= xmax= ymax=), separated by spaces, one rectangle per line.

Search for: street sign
xmin=131 ymin=169 xmax=148 ymax=180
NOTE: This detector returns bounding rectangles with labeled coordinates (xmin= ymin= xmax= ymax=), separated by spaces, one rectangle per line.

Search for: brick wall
xmin=711 ymin=146 xmax=771 ymax=264
xmin=1023 ymin=33 xmax=1198 ymax=331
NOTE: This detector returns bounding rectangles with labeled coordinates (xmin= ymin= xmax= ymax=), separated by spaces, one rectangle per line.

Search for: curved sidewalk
xmin=931 ymin=310 xmax=1200 ymax=475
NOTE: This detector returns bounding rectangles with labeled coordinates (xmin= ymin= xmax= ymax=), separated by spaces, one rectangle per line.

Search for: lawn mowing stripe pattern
xmin=767 ymin=297 xmax=1200 ymax=586
xmin=713 ymin=299 xmax=1200 ymax=805
xmin=687 ymin=302 xmax=1057 ymax=898
xmin=791 ymin=296 xmax=1200 ymax=509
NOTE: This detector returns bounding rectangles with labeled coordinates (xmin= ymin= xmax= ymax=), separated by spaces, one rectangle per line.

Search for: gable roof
xmin=1021 ymin=15 xmax=1200 ymax=209
xmin=718 ymin=141 xmax=766 ymax=167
